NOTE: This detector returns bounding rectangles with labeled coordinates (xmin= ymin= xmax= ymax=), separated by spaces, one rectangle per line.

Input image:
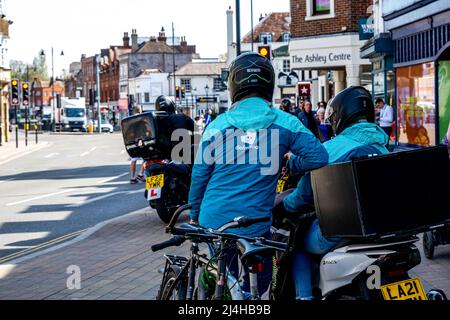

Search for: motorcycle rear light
xmin=388 ymin=269 xmax=406 ymax=278
xmin=251 ymin=263 xmax=264 ymax=273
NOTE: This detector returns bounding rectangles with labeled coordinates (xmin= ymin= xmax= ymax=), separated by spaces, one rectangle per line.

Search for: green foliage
xmin=9 ymin=50 xmax=49 ymax=82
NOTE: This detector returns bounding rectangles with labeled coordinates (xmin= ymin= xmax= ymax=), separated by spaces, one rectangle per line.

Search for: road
xmin=0 ymin=132 xmax=149 ymax=259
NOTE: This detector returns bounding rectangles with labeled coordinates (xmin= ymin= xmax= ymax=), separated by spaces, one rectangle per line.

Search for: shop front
xmin=289 ymin=33 xmax=371 ymax=106
xmin=386 ymin=7 xmax=450 ymax=147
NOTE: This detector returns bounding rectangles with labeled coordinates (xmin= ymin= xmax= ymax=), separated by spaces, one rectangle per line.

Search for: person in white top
xmin=376 ymin=98 xmax=394 ymax=138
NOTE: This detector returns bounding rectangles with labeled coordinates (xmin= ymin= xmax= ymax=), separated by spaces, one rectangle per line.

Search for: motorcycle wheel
xmin=156 ymin=206 xmax=177 ymax=224
xmin=423 ymin=231 xmax=435 ymax=260
xmin=158 ymin=269 xmax=187 ymax=300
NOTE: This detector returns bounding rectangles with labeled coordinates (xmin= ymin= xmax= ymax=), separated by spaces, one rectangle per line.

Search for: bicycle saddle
xmin=236 ymin=239 xmax=277 ymax=267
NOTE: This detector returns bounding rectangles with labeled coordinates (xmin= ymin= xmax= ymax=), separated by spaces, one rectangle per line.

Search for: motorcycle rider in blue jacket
xmin=188 ymin=52 xmax=329 ymax=296
xmin=281 ymin=86 xmax=390 ymax=300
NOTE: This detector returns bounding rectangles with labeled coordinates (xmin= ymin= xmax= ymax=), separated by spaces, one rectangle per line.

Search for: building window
xmin=136 ymin=93 xmax=141 ymax=104
xmin=306 ymin=0 xmax=335 ymax=20
xmin=282 ymin=33 xmax=291 ymax=42
xmin=213 ymin=78 xmax=222 ymax=91
xmin=181 ymin=78 xmax=192 ymax=92
xmin=397 ymin=63 xmax=435 ymax=147
xmin=283 ymin=59 xmax=291 ymax=73
xmin=144 ymin=92 xmax=150 ymax=103
xmin=313 ymin=0 xmax=331 ymax=15
xmin=260 ymin=33 xmax=272 ymax=44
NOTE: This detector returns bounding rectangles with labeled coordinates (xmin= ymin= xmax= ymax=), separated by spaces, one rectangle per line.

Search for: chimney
xmin=226 ymin=6 xmax=236 ymax=65
xmin=259 ymin=13 xmax=264 ymax=21
xmin=158 ymin=26 xmax=167 ymax=42
xmin=180 ymin=36 xmax=187 ymax=47
xmin=123 ymin=32 xmax=130 ymax=48
xmin=150 ymin=36 xmax=157 ymax=42
xmin=131 ymin=29 xmax=138 ymax=52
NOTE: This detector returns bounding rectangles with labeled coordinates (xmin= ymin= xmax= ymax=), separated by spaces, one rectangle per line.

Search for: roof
xmin=136 ymin=41 xmax=176 ymax=54
xmin=242 ymin=12 xmax=290 ymax=43
xmin=174 ymin=62 xmax=227 ymax=76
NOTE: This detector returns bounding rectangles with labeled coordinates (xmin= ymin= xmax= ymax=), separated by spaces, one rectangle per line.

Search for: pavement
xmin=0 ymin=207 xmax=448 ymax=300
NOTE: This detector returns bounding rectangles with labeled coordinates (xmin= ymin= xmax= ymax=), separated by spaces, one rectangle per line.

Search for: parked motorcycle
xmin=272 ymin=213 xmax=447 ymax=300
xmin=121 ymin=111 xmax=194 ymax=223
xmin=144 ymin=160 xmax=192 ymax=223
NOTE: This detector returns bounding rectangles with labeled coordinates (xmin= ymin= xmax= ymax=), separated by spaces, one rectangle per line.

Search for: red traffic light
xmin=258 ymin=46 xmax=271 ymax=59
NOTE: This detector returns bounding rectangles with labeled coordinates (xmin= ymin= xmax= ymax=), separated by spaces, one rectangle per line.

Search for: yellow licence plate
xmin=146 ymin=174 xmax=165 ymax=190
xmin=276 ymin=179 xmax=286 ymax=193
xmin=381 ymin=278 xmax=428 ymax=300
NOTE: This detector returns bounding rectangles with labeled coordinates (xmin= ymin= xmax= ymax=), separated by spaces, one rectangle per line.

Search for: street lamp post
xmin=205 ymin=84 xmax=210 ymax=111
xmin=40 ymin=48 xmax=64 ymax=132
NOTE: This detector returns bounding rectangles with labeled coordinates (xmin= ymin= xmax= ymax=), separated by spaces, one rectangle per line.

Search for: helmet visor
xmin=230 ymin=64 xmax=274 ymax=86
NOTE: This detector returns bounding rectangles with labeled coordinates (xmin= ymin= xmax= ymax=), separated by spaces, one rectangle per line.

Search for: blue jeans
xmin=292 ymin=219 xmax=340 ymax=299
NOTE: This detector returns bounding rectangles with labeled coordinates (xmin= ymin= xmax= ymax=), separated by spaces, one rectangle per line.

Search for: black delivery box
xmin=121 ymin=111 xmax=171 ymax=160
xmin=311 ymin=145 xmax=449 ymax=239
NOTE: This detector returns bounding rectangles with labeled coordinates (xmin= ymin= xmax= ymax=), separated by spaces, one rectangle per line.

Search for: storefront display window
xmin=397 ymin=63 xmax=435 ymax=146
xmin=438 ymin=60 xmax=450 ymax=143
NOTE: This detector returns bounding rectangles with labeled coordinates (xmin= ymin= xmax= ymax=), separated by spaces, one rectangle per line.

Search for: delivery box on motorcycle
xmin=311 ymin=145 xmax=449 ymax=239
xmin=121 ymin=111 xmax=171 ymax=160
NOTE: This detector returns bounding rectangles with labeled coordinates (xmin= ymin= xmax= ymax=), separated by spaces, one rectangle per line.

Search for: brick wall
xmin=290 ymin=0 xmax=372 ymax=38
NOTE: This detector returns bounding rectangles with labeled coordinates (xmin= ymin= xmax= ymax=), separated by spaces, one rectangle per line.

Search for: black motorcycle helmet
xmin=228 ymin=52 xmax=275 ymax=104
xmin=325 ymin=86 xmax=375 ymax=135
xmin=155 ymin=95 xmax=176 ymax=114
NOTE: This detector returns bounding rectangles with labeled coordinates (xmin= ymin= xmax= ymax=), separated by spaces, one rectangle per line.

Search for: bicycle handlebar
xmin=151 ymin=235 xmax=186 ymax=252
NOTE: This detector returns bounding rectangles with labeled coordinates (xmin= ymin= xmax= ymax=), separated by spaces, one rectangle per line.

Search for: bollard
xmin=35 ymin=126 xmax=38 ymax=144
xmin=15 ymin=126 xmax=19 ymax=149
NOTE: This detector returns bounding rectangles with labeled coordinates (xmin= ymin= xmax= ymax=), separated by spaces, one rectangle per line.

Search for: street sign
xmin=298 ymin=83 xmax=311 ymax=97
xmin=196 ymin=97 xmax=217 ymax=103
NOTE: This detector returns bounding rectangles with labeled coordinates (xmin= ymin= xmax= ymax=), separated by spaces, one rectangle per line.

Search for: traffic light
xmin=22 ymin=82 xmax=30 ymax=107
xmin=11 ymin=80 xmax=20 ymax=106
xmin=258 ymin=46 xmax=271 ymax=59
xmin=181 ymin=86 xmax=186 ymax=99
xmin=175 ymin=86 xmax=180 ymax=100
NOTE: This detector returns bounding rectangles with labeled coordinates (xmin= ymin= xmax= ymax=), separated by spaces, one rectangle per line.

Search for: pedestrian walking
xmin=376 ymin=98 xmax=394 ymax=139
xmin=298 ymin=100 xmax=321 ymax=139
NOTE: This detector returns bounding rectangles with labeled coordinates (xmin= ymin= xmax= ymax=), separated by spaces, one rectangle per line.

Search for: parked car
xmin=94 ymin=119 xmax=114 ymax=133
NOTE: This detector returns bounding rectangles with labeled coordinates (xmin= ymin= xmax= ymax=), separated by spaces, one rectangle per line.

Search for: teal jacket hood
xmin=225 ymin=97 xmax=277 ymax=130
xmin=324 ymin=122 xmax=389 ymax=163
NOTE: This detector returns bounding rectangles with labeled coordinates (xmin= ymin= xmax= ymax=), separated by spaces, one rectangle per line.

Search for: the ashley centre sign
xmin=292 ymin=52 xmax=352 ymax=66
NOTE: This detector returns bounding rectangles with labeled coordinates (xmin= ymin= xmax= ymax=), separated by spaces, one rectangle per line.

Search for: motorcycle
xmin=271 ymin=210 xmax=447 ymax=301
xmin=121 ymin=111 xmax=194 ymax=223
xmin=144 ymin=160 xmax=192 ymax=223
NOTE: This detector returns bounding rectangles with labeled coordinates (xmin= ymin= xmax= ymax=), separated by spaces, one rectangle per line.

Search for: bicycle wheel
xmin=159 ymin=269 xmax=187 ymax=300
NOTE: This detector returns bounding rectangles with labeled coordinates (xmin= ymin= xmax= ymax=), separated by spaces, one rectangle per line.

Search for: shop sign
xmin=359 ymin=17 xmax=374 ymax=40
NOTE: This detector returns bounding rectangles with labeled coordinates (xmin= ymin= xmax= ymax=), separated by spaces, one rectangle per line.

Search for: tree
xmin=9 ymin=50 xmax=49 ymax=82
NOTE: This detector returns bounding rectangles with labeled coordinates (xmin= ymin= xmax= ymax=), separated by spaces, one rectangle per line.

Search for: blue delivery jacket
xmin=188 ymin=97 xmax=329 ymax=237
xmin=283 ymin=122 xmax=390 ymax=213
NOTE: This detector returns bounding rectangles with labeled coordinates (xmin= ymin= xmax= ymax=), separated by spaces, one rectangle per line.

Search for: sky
xmin=5 ymin=0 xmax=290 ymax=77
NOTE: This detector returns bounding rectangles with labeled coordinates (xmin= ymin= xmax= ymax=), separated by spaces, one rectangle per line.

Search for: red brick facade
xmin=290 ymin=0 xmax=372 ymax=38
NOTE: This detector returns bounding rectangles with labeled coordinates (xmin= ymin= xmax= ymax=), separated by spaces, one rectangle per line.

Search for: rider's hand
xmin=284 ymin=152 xmax=292 ymax=161
xmin=189 ymin=219 xmax=199 ymax=225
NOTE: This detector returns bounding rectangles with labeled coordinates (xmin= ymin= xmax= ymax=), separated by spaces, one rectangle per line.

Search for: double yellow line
xmin=0 ymin=228 xmax=88 ymax=265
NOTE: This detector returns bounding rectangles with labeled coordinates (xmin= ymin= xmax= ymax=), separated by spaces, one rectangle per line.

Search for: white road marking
xmin=6 ymin=189 xmax=76 ymax=207
xmin=0 ymin=232 xmax=50 ymax=251
xmin=80 ymin=146 xmax=97 ymax=157
xmin=44 ymin=153 xmax=60 ymax=159
xmin=66 ymin=189 xmax=141 ymax=208
xmin=96 ymin=172 xmax=129 ymax=184
xmin=0 ymin=178 xmax=14 ymax=185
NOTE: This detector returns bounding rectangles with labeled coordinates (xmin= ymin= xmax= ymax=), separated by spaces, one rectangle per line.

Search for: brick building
xmin=119 ymin=28 xmax=197 ymax=111
xmin=64 ymin=62 xmax=82 ymax=99
xmin=33 ymin=80 xmax=65 ymax=107
xmin=99 ymin=33 xmax=131 ymax=113
xmin=81 ymin=55 xmax=96 ymax=108
xmin=289 ymin=0 xmax=372 ymax=105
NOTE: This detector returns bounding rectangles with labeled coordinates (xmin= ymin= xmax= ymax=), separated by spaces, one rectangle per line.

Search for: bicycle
xmin=152 ymin=204 xmax=288 ymax=300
